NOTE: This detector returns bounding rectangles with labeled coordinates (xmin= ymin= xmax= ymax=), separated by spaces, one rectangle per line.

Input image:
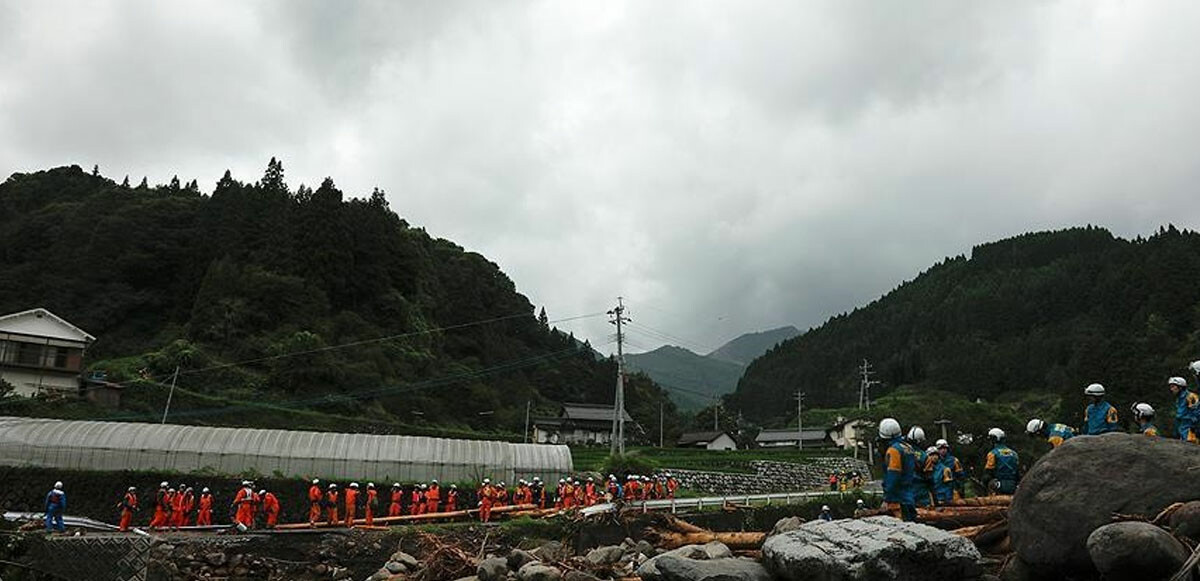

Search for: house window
xmin=16 ymin=343 xmax=42 ymax=367
xmin=52 ymin=347 xmax=69 ymax=369
xmin=0 ymin=340 xmax=11 ymax=364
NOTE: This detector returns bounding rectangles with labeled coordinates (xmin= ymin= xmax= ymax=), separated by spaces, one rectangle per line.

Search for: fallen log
xmin=663 ymin=516 xmax=709 ymax=534
xmin=652 ymin=531 xmax=766 ymax=550
xmin=950 ymin=524 xmax=991 ymax=538
xmin=948 ymin=496 xmax=1012 ymax=507
xmin=916 ymin=507 xmax=1007 ymax=529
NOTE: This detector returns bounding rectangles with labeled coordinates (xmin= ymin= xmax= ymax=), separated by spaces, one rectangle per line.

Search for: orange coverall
xmin=197 ymin=493 xmax=213 ymax=526
xmin=308 ymin=485 xmax=322 ymax=524
xmin=389 ymin=488 xmax=402 ymax=517
xmin=233 ymin=488 xmax=255 ymax=528
xmin=343 ymin=488 xmax=358 ymax=527
xmin=365 ymin=489 xmax=377 ymax=526
xmin=425 ymin=484 xmax=440 ymax=514
xmin=325 ymin=490 xmax=339 ymax=524
xmin=119 ymin=491 xmax=138 ymax=531
xmin=262 ymin=492 xmax=280 ymax=528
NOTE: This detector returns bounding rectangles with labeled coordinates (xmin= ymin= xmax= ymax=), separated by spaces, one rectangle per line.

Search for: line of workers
xmin=881 ymin=374 xmax=1200 ymax=523
xmin=101 ymin=472 xmax=682 ymax=531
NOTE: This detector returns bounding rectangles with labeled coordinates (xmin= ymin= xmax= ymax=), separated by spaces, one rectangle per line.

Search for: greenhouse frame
xmin=0 ymin=416 xmax=573 ymax=483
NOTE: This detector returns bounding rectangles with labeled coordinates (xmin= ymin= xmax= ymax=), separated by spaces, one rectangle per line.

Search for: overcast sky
xmin=4 ymin=1 xmax=1200 ymax=355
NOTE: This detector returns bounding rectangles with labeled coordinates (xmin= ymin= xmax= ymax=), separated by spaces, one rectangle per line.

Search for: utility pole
xmin=659 ymin=401 xmax=664 ymax=447
xmin=713 ymin=398 xmax=719 ymax=431
xmin=794 ymin=391 xmax=806 ymax=451
xmin=608 ymin=298 xmax=630 ymax=456
xmin=524 ymin=399 xmax=531 ymax=443
xmin=161 ymin=365 xmax=180 ymax=424
xmin=858 ymin=359 xmax=881 ymax=462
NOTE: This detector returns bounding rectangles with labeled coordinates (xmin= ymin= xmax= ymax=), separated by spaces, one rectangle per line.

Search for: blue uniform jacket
xmin=882 ymin=437 xmax=915 ymax=504
xmin=1084 ymin=401 xmax=1120 ymax=435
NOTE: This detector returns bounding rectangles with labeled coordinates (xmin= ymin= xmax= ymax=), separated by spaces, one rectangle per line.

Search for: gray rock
xmin=368 ymin=569 xmax=391 ymax=581
xmin=585 ymin=545 xmax=625 ymax=566
xmin=636 ymin=545 xmax=709 ymax=580
xmin=1086 ymin=522 xmax=1188 ymax=581
xmin=762 ymin=516 xmax=982 ymax=581
xmin=508 ymin=549 xmax=537 ymax=570
xmin=1169 ymin=500 xmax=1200 ymax=542
xmin=478 ymin=557 xmax=510 ymax=581
xmin=517 ymin=562 xmax=562 ymax=581
xmin=204 ymin=553 xmax=227 ymax=567
xmin=769 ymin=516 xmax=804 ymax=536
xmin=1009 ymin=433 xmax=1200 ymax=578
xmin=656 ymin=556 xmax=771 ymax=581
xmin=391 ymin=550 xmax=420 ymax=570
xmin=636 ymin=540 xmax=656 ymax=558
xmin=454 ymin=577 xmax=481 ymax=581
xmin=563 ymin=572 xmax=602 ymax=581
xmin=702 ymin=541 xmax=733 ymax=560
xmin=385 ymin=560 xmax=406 ymax=574
xmin=532 ymin=541 xmax=565 ymax=561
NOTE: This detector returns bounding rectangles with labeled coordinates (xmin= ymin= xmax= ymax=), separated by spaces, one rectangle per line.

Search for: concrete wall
xmin=666 ymin=457 xmax=872 ymax=495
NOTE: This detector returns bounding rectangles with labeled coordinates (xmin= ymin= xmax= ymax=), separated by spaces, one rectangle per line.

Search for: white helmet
xmin=349 ymin=482 xmax=358 ymax=488
xmin=1084 ymin=383 xmax=1105 ymax=397
xmin=856 ymin=499 xmax=865 ymax=507
xmin=421 ymin=484 xmax=428 ymax=490
xmin=906 ymin=426 xmax=926 ymax=443
xmin=431 ymin=479 xmax=438 ymax=484
xmin=160 ymin=481 xmax=168 ymax=488
xmin=926 ymin=446 xmax=939 ymax=456
xmin=1169 ymin=377 xmax=1188 ymax=388
xmin=987 ymin=428 xmax=1005 ymax=441
xmin=312 ymin=478 xmax=320 ymax=484
xmin=258 ymin=489 xmax=266 ymax=495
xmin=202 ymin=487 xmax=209 ymax=493
xmin=821 ymin=505 xmax=830 ymax=511
xmin=1026 ymin=419 xmax=1045 ymax=435
xmin=1133 ymin=402 xmax=1155 ymax=419
xmin=1190 ymin=360 xmax=1200 ymax=374
xmin=935 ymin=438 xmax=949 ymax=448
xmin=329 ymin=483 xmax=337 ymax=489
xmin=878 ymin=418 xmax=902 ymax=438
xmin=54 ymin=481 xmax=63 ymax=489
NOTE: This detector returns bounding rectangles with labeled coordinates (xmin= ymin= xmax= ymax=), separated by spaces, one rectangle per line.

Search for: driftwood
xmin=915 ymin=507 xmax=1007 ymax=529
xmin=651 ymin=531 xmax=767 ymax=550
xmin=947 ymin=496 xmax=1012 ymax=507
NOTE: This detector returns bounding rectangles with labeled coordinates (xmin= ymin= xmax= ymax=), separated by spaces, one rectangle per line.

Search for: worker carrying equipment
xmin=880 ymin=417 xmax=916 ymax=522
xmin=1083 ymin=383 xmax=1120 ymax=435
xmin=1026 ymin=419 xmax=1076 ymax=448
xmin=118 ymin=486 xmax=138 ymax=532
xmin=232 ymin=483 xmax=255 ymax=529
xmin=983 ymin=428 xmax=1021 ymax=495
xmin=1169 ymin=375 xmax=1200 ymax=443
xmin=1132 ymin=402 xmax=1159 ymax=437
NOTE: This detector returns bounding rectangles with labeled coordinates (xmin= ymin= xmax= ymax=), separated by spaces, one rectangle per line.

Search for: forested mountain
xmin=625 ymin=345 xmax=745 ymax=410
xmin=0 ymin=163 xmax=681 ymax=440
xmin=706 ymin=326 xmax=800 ymax=365
xmin=729 ymin=226 xmax=1200 ymax=428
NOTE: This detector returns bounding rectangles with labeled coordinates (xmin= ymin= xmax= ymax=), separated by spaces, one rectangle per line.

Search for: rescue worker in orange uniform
xmin=232 ymin=481 xmax=255 ymax=529
xmin=197 ymin=488 xmax=213 ymax=526
xmin=478 ymin=478 xmax=494 ymax=523
xmin=624 ymin=476 xmax=639 ymax=501
xmin=344 ymin=482 xmax=359 ymax=527
xmin=170 ymin=486 xmax=186 ymax=529
xmin=325 ymin=484 xmax=339 ymax=525
xmin=181 ymin=486 xmax=195 ymax=527
xmin=446 ymin=484 xmax=458 ymax=511
xmin=260 ymin=489 xmax=280 ymax=528
xmin=426 ymin=480 xmax=440 ymax=514
xmin=411 ymin=485 xmax=425 ymax=515
xmin=150 ymin=482 xmax=170 ymax=529
xmin=584 ymin=477 xmax=598 ymax=506
xmin=554 ymin=479 xmax=565 ymax=508
xmin=118 ymin=486 xmax=139 ymax=532
xmin=666 ymin=473 xmax=678 ymax=498
xmin=388 ymin=483 xmax=403 ymax=517
xmin=560 ymin=479 xmax=574 ymax=508
xmin=364 ymin=483 xmax=377 ymax=526
xmin=308 ymin=479 xmax=323 ymax=525
xmin=573 ymin=480 xmax=585 ymax=506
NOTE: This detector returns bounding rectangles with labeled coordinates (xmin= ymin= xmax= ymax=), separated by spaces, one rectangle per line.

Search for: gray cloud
xmin=4 ymin=1 xmax=1200 ymax=355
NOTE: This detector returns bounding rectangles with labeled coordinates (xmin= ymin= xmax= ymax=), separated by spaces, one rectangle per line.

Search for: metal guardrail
xmin=577 ymin=487 xmax=882 ymax=517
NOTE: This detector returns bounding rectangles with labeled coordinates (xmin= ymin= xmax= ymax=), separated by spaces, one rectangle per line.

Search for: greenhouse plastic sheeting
xmin=0 ymin=416 xmax=572 ymax=483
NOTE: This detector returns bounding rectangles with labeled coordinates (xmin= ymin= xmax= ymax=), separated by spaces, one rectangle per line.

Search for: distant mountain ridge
xmin=706 ymin=326 xmax=801 ymax=365
xmin=626 ymin=326 xmax=801 ymax=410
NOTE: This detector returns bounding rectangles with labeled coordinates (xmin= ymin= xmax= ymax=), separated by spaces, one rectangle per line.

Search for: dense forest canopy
xmin=729 ymin=226 xmax=1200 ymax=434
xmin=0 ymin=163 xmax=681 ymax=440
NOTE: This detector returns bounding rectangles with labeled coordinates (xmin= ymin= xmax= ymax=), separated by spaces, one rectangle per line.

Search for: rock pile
xmin=1008 ymin=433 xmax=1200 ymax=579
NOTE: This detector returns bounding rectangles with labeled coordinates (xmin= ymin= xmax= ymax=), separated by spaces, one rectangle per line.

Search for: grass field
xmin=570 ymin=445 xmax=858 ymax=474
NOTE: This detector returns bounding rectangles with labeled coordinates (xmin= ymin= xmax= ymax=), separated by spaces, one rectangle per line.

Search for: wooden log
xmin=950 ymin=524 xmax=990 ymax=538
xmin=915 ymin=507 xmax=1007 ymax=529
xmin=664 ymin=516 xmax=710 ymax=534
xmin=654 ymin=531 xmax=766 ymax=550
xmin=947 ymin=496 xmax=1012 ymax=507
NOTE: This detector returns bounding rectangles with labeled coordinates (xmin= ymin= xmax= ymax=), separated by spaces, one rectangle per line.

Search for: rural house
xmin=676 ymin=431 xmax=738 ymax=450
xmin=0 ymin=308 xmax=94 ymax=397
xmin=531 ymin=402 xmax=635 ymax=445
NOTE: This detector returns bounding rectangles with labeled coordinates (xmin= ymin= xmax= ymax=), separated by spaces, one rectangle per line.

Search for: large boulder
xmin=762 ymin=516 xmax=982 ymax=581
xmin=517 ymin=562 xmax=562 ymax=581
xmin=476 ymin=557 xmax=509 ymax=581
xmin=636 ymin=545 xmax=710 ymax=580
xmin=1086 ymin=522 xmax=1189 ymax=581
xmin=1169 ymin=501 xmax=1200 ymax=542
xmin=1009 ymin=433 xmax=1200 ymax=578
xmin=655 ymin=555 xmax=772 ymax=581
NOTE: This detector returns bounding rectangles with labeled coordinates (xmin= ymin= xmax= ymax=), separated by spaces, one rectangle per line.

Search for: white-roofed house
xmin=0 ymin=308 xmax=94 ymax=397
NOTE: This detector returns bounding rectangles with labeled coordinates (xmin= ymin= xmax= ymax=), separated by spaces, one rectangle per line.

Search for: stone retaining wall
xmin=666 ymin=457 xmax=872 ymax=495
